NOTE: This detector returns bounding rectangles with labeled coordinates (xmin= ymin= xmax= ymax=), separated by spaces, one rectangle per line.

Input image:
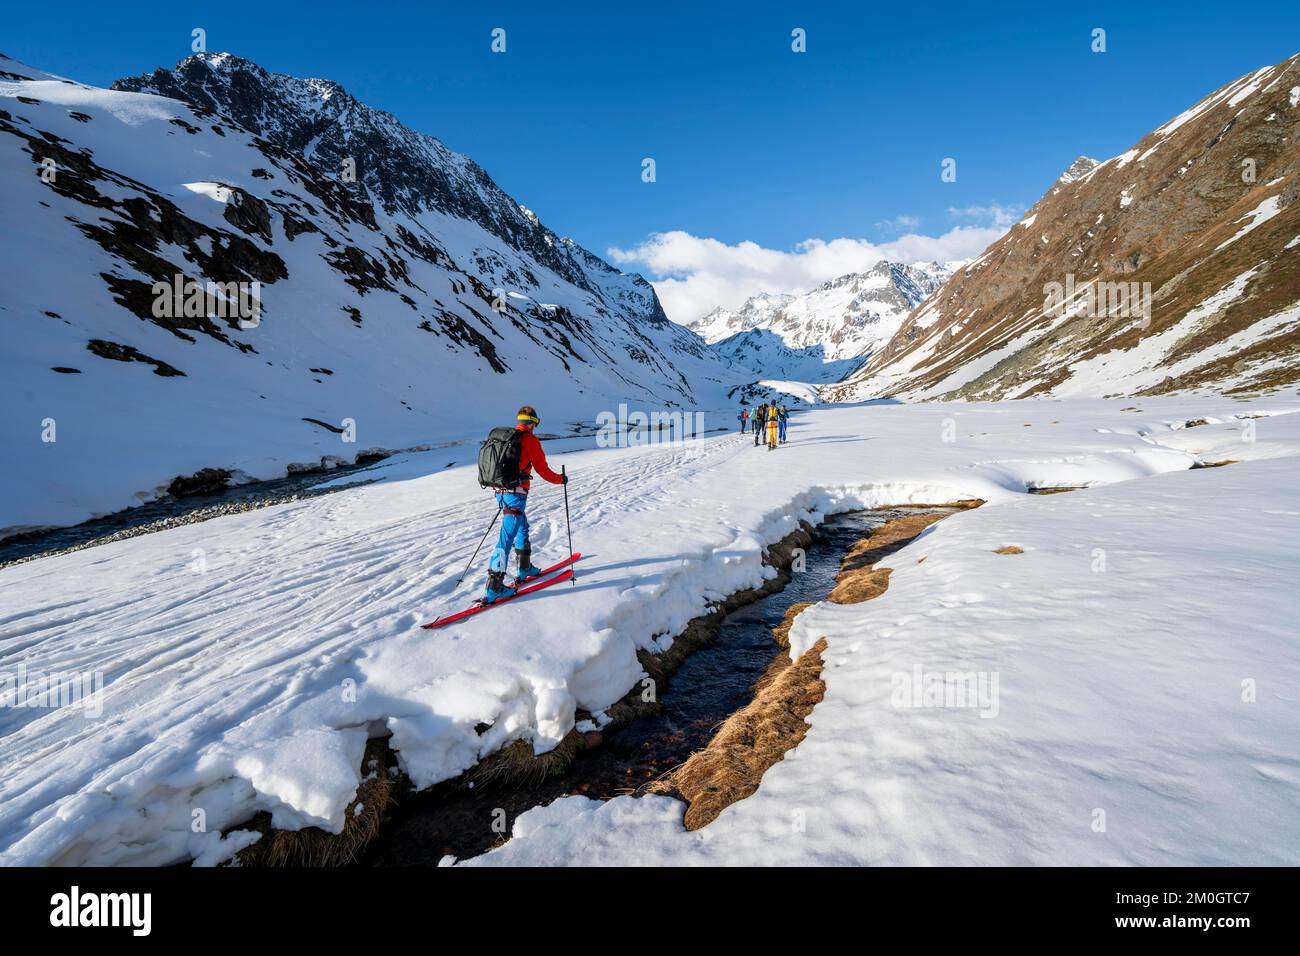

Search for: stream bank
xmin=1 ymin=426 xmax=735 ymax=568
xmin=0 ymin=459 xmax=383 ymax=568
xmin=355 ymin=506 xmax=966 ymax=865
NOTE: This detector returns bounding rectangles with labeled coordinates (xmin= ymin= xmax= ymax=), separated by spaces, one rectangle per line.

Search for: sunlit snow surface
xmin=0 ymin=55 xmax=742 ymax=534
xmin=2 ymin=396 xmax=1299 ymax=866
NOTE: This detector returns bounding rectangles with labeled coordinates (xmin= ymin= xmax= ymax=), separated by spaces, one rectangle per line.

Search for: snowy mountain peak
xmin=0 ymin=51 xmax=744 ymax=532
xmin=113 ymin=55 xmax=670 ymax=325
xmin=687 ymin=260 xmax=959 ymax=383
xmin=1057 ymin=155 xmax=1101 ymax=185
xmin=831 ymin=52 xmax=1300 ymax=402
xmin=689 ymin=260 xmax=956 ymax=356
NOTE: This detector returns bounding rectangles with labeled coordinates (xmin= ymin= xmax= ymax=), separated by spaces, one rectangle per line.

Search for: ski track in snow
xmin=0 ymin=55 xmax=743 ymax=535
xmin=2 ymin=396 xmax=1300 ymax=865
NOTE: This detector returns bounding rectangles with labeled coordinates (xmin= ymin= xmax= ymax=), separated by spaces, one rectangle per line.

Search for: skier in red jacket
xmin=485 ymin=405 xmax=567 ymax=602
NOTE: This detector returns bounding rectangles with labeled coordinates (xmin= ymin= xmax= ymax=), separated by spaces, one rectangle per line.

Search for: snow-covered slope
xmin=708 ymin=329 xmax=863 ymax=384
xmin=0 ymin=53 xmax=737 ymax=535
xmin=112 ymin=54 xmax=676 ymax=331
xmin=469 ymin=427 xmax=1300 ymax=867
xmin=3 ymin=396 xmax=1298 ymax=865
xmin=689 ymin=261 xmax=957 ymax=381
xmin=832 ymin=53 xmax=1300 ymax=402
xmin=689 ymin=290 xmax=793 ymax=344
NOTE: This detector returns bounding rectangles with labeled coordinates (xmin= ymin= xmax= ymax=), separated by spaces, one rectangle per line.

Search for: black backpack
xmin=478 ymin=427 xmax=525 ymax=489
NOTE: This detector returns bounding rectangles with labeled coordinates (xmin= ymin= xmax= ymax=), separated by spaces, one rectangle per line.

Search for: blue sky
xmin=5 ymin=1 xmax=1297 ymax=319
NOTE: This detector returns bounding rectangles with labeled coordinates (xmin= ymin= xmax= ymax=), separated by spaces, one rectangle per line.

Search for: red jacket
xmin=515 ymin=424 xmax=563 ymax=491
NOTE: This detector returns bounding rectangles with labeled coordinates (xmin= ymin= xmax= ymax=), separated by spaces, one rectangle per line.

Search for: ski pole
xmin=454 ymin=501 xmax=502 ymax=587
xmin=562 ymin=465 xmax=574 ymax=585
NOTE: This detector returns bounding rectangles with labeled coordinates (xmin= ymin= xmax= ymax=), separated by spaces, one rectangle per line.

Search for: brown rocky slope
xmin=830 ymin=53 xmax=1300 ymax=401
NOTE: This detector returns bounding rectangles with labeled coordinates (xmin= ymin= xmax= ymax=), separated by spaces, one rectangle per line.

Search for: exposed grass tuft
xmin=651 ymin=507 xmax=967 ymax=831
xmin=234 ymin=736 xmax=397 ymax=867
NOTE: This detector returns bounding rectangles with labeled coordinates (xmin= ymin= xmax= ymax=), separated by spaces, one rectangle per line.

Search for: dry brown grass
xmin=438 ymin=522 xmax=818 ymax=797
xmin=466 ymin=734 xmax=587 ymax=789
xmin=828 ymin=511 xmax=948 ymax=604
xmin=652 ymin=625 xmax=829 ymax=831
xmin=829 ymin=566 xmax=892 ymax=603
xmin=650 ymin=507 xmax=968 ymax=831
xmin=994 ymin=545 xmax=1025 ymax=555
xmin=234 ymin=736 xmax=396 ymax=867
xmin=227 ymin=522 xmax=818 ymax=864
xmin=899 ymin=499 xmax=985 ymax=510
xmin=230 ymin=507 xmax=992 ymax=859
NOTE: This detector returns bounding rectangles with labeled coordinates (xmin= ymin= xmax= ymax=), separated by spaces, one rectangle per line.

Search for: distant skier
xmin=753 ymin=402 xmax=767 ymax=446
xmin=766 ymin=408 xmax=779 ymax=450
xmin=477 ymin=405 xmax=568 ymax=603
xmin=777 ymin=404 xmax=789 ymax=444
xmin=738 ymin=406 xmax=748 ymax=432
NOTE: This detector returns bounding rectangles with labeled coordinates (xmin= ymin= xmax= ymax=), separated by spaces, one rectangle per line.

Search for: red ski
xmin=516 ymin=552 xmax=582 ymax=584
xmin=422 ymin=570 xmax=573 ymax=629
xmin=421 ymin=554 xmax=581 ymax=630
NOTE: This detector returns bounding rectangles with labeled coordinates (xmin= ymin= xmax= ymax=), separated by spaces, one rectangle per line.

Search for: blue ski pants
xmin=489 ymin=492 xmax=530 ymax=572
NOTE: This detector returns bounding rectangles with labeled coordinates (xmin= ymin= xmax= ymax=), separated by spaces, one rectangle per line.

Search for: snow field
xmin=1 ymin=396 xmax=1298 ymax=864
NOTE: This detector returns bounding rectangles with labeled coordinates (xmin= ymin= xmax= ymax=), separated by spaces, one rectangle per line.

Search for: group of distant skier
xmin=738 ymin=401 xmax=789 ymax=450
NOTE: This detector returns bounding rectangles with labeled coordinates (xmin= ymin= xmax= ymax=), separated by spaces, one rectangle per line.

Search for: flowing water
xmin=364 ymin=508 xmax=940 ymax=865
xmin=0 ymin=462 xmax=383 ymax=567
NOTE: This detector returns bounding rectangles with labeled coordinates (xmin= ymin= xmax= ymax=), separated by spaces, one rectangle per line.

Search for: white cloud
xmin=609 ymin=216 xmax=1011 ymax=324
xmin=875 ymin=214 xmax=922 ymax=232
xmin=946 ymin=204 xmax=1021 ymax=228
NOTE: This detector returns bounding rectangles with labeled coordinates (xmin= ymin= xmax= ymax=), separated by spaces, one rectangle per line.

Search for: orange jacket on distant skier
xmin=514 ymin=423 xmax=564 ymax=491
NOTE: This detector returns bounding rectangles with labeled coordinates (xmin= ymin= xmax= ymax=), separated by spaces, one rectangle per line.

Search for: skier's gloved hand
xmin=561 ymin=471 xmax=569 ymax=485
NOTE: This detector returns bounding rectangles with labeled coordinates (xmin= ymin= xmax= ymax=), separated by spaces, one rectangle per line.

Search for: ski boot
xmin=515 ymin=548 xmax=544 ymax=583
xmin=482 ymin=570 xmax=516 ymax=605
